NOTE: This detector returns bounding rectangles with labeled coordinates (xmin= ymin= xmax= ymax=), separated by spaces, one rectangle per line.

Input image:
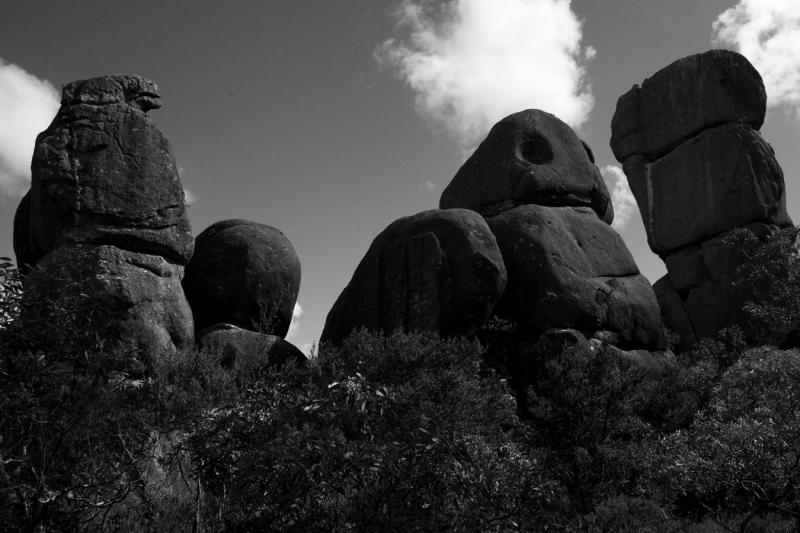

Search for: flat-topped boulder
xmin=611 ymin=49 xmax=766 ymax=161
xmin=322 ymin=209 xmax=507 ymax=345
xmin=23 ymin=74 xmax=193 ymax=267
xmin=440 ymin=109 xmax=613 ymax=222
xmin=183 ymin=219 xmax=301 ymax=337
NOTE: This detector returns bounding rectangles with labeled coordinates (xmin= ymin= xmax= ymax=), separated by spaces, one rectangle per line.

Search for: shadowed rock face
xmin=611 ymin=49 xmax=794 ymax=347
xmin=487 ymin=205 xmax=665 ymax=349
xmin=622 ymin=124 xmax=790 ymax=254
xmin=21 ymin=245 xmax=194 ymax=372
xmin=440 ymin=109 xmax=613 ymax=223
xmin=19 ymin=74 xmax=193 ymax=269
xmin=321 ymin=209 xmax=507 ymax=345
xmin=183 ymin=219 xmax=301 ymax=338
xmin=610 ymin=49 xmax=766 ymax=162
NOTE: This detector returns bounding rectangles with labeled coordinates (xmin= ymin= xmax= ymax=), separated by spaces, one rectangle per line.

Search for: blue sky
xmin=1 ymin=0 xmax=799 ymax=353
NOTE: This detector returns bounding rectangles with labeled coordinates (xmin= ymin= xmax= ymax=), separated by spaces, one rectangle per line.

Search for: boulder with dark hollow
xmin=622 ymin=124 xmax=791 ymax=254
xmin=487 ymin=205 xmax=665 ymax=349
xmin=322 ymin=209 xmax=507 ymax=345
xmin=198 ymin=323 xmax=307 ymax=373
xmin=440 ymin=109 xmax=613 ymax=222
xmin=24 ymin=74 xmax=193 ymax=267
xmin=20 ymin=245 xmax=194 ymax=372
xmin=183 ymin=219 xmax=301 ymax=337
xmin=610 ymin=49 xmax=766 ymax=161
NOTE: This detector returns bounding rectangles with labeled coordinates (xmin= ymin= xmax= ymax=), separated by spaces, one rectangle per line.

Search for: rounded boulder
xmin=183 ymin=219 xmax=301 ymax=337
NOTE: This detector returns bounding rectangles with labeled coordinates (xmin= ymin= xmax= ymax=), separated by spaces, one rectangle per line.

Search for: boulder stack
xmin=323 ymin=109 xmax=667 ymax=374
xmin=611 ymin=50 xmax=794 ymax=346
xmin=17 ymin=75 xmax=195 ymax=370
xmin=444 ymin=110 xmax=666 ymax=352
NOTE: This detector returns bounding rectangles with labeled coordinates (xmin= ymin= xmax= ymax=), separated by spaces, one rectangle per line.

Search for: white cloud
xmin=601 ymin=165 xmax=638 ymax=231
xmin=0 ymin=60 xmax=59 ymax=197
xmin=375 ymin=0 xmax=595 ymax=149
xmin=712 ymin=0 xmax=800 ymax=118
xmin=285 ymin=302 xmax=303 ymax=342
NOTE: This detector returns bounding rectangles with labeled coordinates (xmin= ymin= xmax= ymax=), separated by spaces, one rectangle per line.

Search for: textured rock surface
xmin=487 ymin=205 xmax=665 ymax=349
xmin=322 ymin=209 xmax=507 ymax=344
xmin=198 ymin=323 xmax=307 ymax=372
xmin=622 ymin=124 xmax=790 ymax=254
xmin=25 ymin=74 xmax=193 ymax=267
xmin=611 ymin=49 xmax=766 ymax=161
xmin=21 ymin=245 xmax=194 ymax=371
xmin=183 ymin=219 xmax=301 ymax=337
xmin=440 ymin=109 xmax=613 ymax=222
xmin=611 ymin=50 xmax=795 ymax=347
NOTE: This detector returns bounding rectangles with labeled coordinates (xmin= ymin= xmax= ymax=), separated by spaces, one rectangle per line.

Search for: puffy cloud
xmin=601 ymin=165 xmax=638 ymax=231
xmin=0 ymin=60 xmax=59 ymax=197
xmin=376 ymin=0 xmax=595 ymax=149
xmin=286 ymin=302 xmax=303 ymax=342
xmin=712 ymin=0 xmax=800 ymax=118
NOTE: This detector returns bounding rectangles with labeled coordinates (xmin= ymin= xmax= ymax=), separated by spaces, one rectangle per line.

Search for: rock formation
xmin=441 ymin=109 xmax=613 ymax=222
xmin=443 ymin=109 xmax=666 ymax=352
xmin=15 ymin=74 xmax=193 ymax=269
xmin=488 ymin=205 xmax=663 ymax=349
xmin=183 ymin=219 xmax=301 ymax=338
xmin=611 ymin=50 xmax=794 ymax=347
xmin=324 ymin=109 xmax=666 ymax=377
xmin=17 ymin=75 xmax=195 ymax=369
xmin=322 ymin=209 xmax=507 ymax=344
xmin=198 ymin=323 xmax=307 ymax=373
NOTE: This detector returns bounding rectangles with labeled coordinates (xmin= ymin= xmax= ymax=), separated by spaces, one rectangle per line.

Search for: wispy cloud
xmin=0 ymin=60 xmax=59 ymax=197
xmin=712 ymin=0 xmax=800 ymax=119
xmin=375 ymin=0 xmax=595 ymax=149
xmin=286 ymin=302 xmax=303 ymax=342
xmin=601 ymin=165 xmax=638 ymax=231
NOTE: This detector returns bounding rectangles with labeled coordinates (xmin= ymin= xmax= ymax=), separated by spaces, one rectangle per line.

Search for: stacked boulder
xmin=611 ymin=50 xmax=794 ymax=347
xmin=324 ymin=109 xmax=667 ymax=373
xmin=14 ymin=75 xmax=195 ymax=371
xmin=444 ymin=110 xmax=666 ymax=354
xmin=184 ymin=219 xmax=306 ymax=368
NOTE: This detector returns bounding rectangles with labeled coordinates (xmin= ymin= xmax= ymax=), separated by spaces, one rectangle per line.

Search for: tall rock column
xmin=16 ymin=75 xmax=195 ymax=372
xmin=611 ymin=50 xmax=794 ymax=347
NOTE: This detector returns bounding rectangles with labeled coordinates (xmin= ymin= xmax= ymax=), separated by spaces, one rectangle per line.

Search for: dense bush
xmin=1 ymin=227 xmax=800 ymax=532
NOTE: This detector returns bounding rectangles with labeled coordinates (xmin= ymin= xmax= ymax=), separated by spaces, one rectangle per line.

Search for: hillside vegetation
xmin=1 ymin=226 xmax=800 ymax=532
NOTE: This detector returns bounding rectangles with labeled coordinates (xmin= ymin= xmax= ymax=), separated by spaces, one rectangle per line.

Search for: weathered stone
xmin=623 ymin=124 xmax=791 ymax=254
xmin=487 ymin=205 xmax=665 ymax=349
xmin=322 ymin=209 xmax=507 ymax=344
xmin=26 ymin=75 xmax=193 ymax=267
xmin=664 ymin=245 xmax=710 ymax=292
xmin=653 ymin=276 xmax=697 ymax=349
xmin=440 ymin=109 xmax=613 ymax=222
xmin=683 ymin=278 xmax=743 ymax=341
xmin=198 ymin=323 xmax=307 ymax=372
xmin=12 ymin=191 xmax=33 ymax=273
xmin=183 ymin=219 xmax=301 ymax=338
xmin=20 ymin=245 xmax=194 ymax=372
xmin=611 ymin=49 xmax=766 ymax=161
